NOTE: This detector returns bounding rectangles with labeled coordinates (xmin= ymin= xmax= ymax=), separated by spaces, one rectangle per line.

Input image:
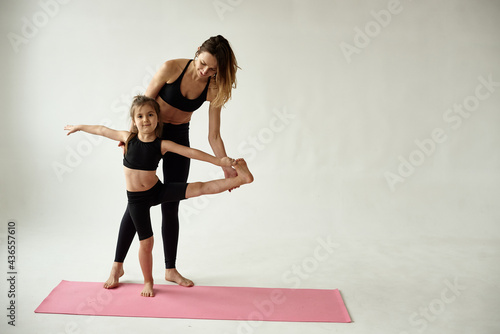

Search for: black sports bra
xmin=123 ymin=136 xmax=163 ymax=171
xmin=157 ymin=59 xmax=211 ymax=112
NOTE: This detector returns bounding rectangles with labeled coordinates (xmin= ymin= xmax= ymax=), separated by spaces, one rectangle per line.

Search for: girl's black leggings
xmin=114 ymin=123 xmax=190 ymax=269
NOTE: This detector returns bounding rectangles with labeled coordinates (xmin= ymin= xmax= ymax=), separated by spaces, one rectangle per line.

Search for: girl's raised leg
xmin=185 ymin=159 xmax=253 ymax=199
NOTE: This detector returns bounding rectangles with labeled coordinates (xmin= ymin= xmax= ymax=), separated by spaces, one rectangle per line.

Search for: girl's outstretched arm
xmin=65 ymin=125 xmax=130 ymax=143
xmin=161 ymin=140 xmax=234 ymax=167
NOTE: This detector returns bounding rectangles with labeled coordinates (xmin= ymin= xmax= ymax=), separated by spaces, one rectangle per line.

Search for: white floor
xmin=2 ymin=226 xmax=499 ymax=334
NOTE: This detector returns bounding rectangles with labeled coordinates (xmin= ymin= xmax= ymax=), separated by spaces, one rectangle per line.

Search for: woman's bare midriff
xmin=156 ymin=96 xmax=193 ymax=125
xmin=123 ymin=167 xmax=160 ymax=192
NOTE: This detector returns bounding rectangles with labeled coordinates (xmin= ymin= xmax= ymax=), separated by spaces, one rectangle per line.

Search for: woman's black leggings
xmin=114 ymin=123 xmax=190 ymax=269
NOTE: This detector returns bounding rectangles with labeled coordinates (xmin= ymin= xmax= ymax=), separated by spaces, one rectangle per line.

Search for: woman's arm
xmin=65 ymin=125 xmax=130 ymax=143
xmin=161 ymin=140 xmax=233 ymax=167
xmin=145 ymin=60 xmax=179 ymax=99
xmin=208 ymin=103 xmax=238 ymax=178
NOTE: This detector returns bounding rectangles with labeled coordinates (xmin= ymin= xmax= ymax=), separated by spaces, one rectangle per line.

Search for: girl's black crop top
xmin=123 ymin=136 xmax=163 ymax=171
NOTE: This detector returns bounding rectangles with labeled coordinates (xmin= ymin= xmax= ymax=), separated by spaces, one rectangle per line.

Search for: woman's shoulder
xmin=207 ymin=79 xmax=219 ymax=102
xmin=159 ymin=59 xmax=190 ymax=80
xmin=164 ymin=58 xmax=190 ymax=67
xmin=209 ymin=78 xmax=218 ymax=89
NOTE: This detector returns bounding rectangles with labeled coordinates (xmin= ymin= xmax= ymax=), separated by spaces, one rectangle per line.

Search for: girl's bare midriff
xmin=123 ymin=167 xmax=159 ymax=192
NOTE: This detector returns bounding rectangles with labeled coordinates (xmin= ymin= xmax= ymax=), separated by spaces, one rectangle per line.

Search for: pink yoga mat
xmin=35 ymin=280 xmax=351 ymax=323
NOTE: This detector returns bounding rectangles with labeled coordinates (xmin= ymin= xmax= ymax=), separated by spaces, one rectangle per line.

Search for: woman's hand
xmin=220 ymin=156 xmax=235 ymax=167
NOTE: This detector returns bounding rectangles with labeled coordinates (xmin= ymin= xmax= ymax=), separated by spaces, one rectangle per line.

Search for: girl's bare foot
xmin=141 ymin=281 xmax=154 ymax=297
xmin=234 ymin=159 xmax=254 ymax=184
xmin=104 ymin=262 xmax=124 ymax=289
xmin=165 ymin=268 xmax=194 ymax=287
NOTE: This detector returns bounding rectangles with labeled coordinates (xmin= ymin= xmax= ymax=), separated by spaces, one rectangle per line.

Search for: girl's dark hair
xmin=125 ymin=95 xmax=163 ymax=154
xmin=195 ymin=35 xmax=239 ymax=108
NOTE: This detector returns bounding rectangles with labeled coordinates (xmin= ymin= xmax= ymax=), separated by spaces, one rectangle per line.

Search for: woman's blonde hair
xmin=196 ymin=35 xmax=239 ymax=108
xmin=125 ymin=95 xmax=163 ymax=154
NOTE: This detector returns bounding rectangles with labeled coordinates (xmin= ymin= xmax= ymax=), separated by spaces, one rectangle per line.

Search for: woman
xmin=104 ymin=35 xmax=239 ymax=289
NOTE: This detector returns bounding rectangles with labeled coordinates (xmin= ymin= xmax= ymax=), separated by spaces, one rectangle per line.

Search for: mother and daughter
xmin=65 ymin=36 xmax=252 ymax=297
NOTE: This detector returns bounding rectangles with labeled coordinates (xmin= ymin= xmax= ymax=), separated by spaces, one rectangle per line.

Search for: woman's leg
xmin=104 ymin=207 xmax=136 ymax=289
xmin=161 ymin=123 xmax=193 ymax=286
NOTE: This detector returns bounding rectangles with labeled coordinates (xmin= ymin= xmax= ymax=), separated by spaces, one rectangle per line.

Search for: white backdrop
xmin=0 ymin=1 xmax=499 ymax=333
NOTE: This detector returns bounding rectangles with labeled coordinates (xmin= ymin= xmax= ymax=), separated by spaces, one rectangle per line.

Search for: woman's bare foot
xmin=103 ymin=262 xmax=124 ymax=289
xmin=165 ymin=268 xmax=194 ymax=287
xmin=141 ymin=281 xmax=154 ymax=297
xmin=234 ymin=159 xmax=254 ymax=184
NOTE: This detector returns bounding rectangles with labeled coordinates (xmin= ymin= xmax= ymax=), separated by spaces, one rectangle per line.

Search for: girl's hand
xmin=220 ymin=156 xmax=235 ymax=167
xmin=64 ymin=125 xmax=80 ymax=135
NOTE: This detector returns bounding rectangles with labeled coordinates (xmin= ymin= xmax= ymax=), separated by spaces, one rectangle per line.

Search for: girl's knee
xmin=140 ymin=236 xmax=154 ymax=252
xmin=185 ymin=182 xmax=202 ymax=199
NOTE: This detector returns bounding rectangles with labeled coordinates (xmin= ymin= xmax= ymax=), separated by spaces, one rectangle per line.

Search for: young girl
xmin=65 ymin=95 xmax=253 ymax=297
